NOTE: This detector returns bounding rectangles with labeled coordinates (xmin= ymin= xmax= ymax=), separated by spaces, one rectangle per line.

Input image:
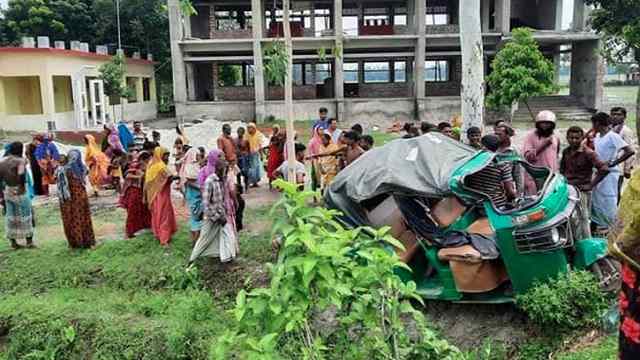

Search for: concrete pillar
xmin=495 ymin=0 xmax=510 ymax=33
xmin=168 ymin=0 xmax=188 ymax=115
xmin=481 ymin=0 xmax=490 ymax=33
xmin=572 ymin=0 xmax=588 ymax=31
xmin=184 ymin=10 xmax=192 ymax=38
xmin=96 ymin=45 xmax=108 ymax=55
xmin=407 ymin=0 xmax=415 ymax=32
xmin=251 ymin=0 xmax=266 ymax=122
xmin=555 ymin=0 xmax=563 ymax=31
xmin=79 ymin=43 xmax=89 ymax=52
xmin=553 ymin=48 xmax=561 ymax=86
xmin=186 ymin=63 xmax=197 ymax=101
xmin=414 ymin=0 xmax=426 ymax=120
xmin=54 ymin=41 xmax=65 ymax=50
xmin=570 ymin=40 xmax=603 ymax=110
xmin=334 ymin=0 xmax=344 ymax=120
xmin=70 ymin=41 xmax=81 ymax=51
xmin=40 ymin=73 xmax=56 ymax=120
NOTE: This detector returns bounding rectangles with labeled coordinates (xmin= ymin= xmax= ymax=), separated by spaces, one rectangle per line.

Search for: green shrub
xmin=516 ymin=271 xmax=609 ymax=333
xmin=213 ymin=180 xmax=462 ymax=359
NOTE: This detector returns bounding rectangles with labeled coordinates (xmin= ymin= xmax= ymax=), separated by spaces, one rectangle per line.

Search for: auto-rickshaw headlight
xmin=551 ymin=228 xmax=561 ymax=243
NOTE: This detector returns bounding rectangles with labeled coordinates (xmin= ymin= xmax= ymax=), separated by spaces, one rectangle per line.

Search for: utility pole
xmin=283 ymin=0 xmax=296 ymax=183
xmin=459 ymin=0 xmax=485 ymax=138
xmin=116 ymin=0 xmax=122 ymax=51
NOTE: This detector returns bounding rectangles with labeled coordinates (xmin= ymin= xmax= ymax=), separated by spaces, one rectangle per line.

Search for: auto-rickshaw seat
xmin=467 ymin=218 xmax=494 ymax=236
xmin=431 ymin=196 xmax=467 ymax=227
xmin=437 ymin=245 xmax=482 ymax=263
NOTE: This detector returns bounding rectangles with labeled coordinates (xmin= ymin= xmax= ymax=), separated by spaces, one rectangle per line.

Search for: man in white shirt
xmin=611 ymin=107 xmax=637 ymax=202
xmin=325 ymin=118 xmax=342 ymax=144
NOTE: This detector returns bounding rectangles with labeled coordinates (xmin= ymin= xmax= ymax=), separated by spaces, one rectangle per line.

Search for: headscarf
xmin=198 ymin=149 xmax=222 ymax=187
xmin=179 ymin=147 xmax=201 ymax=187
xmin=107 ymin=123 xmax=124 ymax=153
xmin=56 ymin=149 xmax=87 ymax=202
xmin=245 ymin=123 xmax=264 ymax=153
xmin=84 ymin=135 xmax=109 ymax=166
xmin=34 ymin=133 xmax=60 ymax=161
xmin=308 ymin=125 xmax=324 ymax=156
xmin=117 ymin=120 xmax=133 ymax=152
xmin=144 ymin=147 xmax=170 ymax=205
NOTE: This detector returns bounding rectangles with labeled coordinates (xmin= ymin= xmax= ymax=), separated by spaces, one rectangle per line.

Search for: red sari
xmin=120 ymin=160 xmax=151 ymax=238
xmin=150 ymin=181 xmax=177 ymax=245
xmin=266 ymin=134 xmax=284 ymax=182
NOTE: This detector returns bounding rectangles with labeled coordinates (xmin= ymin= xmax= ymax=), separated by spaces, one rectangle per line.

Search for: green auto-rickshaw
xmin=325 ymin=133 xmax=620 ymax=303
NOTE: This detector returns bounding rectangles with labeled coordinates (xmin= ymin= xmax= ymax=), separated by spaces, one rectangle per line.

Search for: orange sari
xmin=84 ymin=134 xmax=110 ymax=189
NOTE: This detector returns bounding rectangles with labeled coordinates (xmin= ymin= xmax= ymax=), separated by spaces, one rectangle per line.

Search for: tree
xmin=486 ymin=28 xmax=556 ymax=121
xmin=459 ymin=0 xmax=485 ymax=137
xmin=1 ymin=0 xmax=94 ymax=45
xmin=218 ymin=64 xmax=241 ymax=87
xmin=99 ymin=52 xmax=132 ymax=121
xmin=585 ymin=0 xmax=640 ymax=138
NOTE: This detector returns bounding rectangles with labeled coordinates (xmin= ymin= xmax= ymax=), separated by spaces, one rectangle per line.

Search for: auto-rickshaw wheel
xmin=590 ymin=256 xmax=622 ymax=293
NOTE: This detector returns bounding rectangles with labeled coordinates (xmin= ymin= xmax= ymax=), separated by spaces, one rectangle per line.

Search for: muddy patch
xmin=422 ymin=302 xmax=529 ymax=351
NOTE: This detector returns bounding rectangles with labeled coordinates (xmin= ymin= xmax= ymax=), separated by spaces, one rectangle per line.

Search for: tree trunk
xmin=283 ymin=0 xmax=296 ymax=183
xmin=459 ymin=0 xmax=485 ymax=139
xmin=524 ymin=99 xmax=535 ymax=122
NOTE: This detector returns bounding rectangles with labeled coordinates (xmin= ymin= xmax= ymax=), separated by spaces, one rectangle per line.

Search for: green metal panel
xmin=416 ymin=248 xmax=463 ymax=301
xmin=574 ymin=238 xmax=608 ymax=270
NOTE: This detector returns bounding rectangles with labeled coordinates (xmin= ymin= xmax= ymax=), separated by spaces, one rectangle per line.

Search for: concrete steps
xmin=512 ymin=96 xmax=595 ymax=123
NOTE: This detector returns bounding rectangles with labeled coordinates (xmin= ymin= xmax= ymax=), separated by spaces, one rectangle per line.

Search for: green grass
xmin=555 ymin=336 xmax=617 ymax=360
xmin=0 ymin=200 xmax=277 ymax=359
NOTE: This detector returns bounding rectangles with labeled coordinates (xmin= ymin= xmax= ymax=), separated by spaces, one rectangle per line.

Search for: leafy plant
xmin=179 ymin=0 xmax=197 ymax=16
xmin=486 ymin=28 xmax=557 ymax=120
xmin=99 ymin=53 xmax=134 ymax=121
xmin=516 ymin=271 xmax=610 ymax=333
xmin=212 ymin=180 xmax=461 ymax=359
xmin=263 ymin=41 xmax=289 ymax=86
xmin=218 ymin=64 xmax=242 ymax=87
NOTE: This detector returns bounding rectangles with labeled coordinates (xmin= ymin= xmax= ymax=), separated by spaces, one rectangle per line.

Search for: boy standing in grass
xmin=560 ymin=126 xmax=609 ymax=239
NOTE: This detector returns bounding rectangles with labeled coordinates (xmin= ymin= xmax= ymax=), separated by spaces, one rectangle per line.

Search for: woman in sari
xmin=55 ymin=149 xmax=95 ymax=249
xmin=189 ymin=150 xmax=238 ymax=265
xmin=245 ymin=123 xmax=265 ymax=188
xmin=119 ymin=151 xmax=152 ymax=238
xmin=34 ymin=133 xmax=60 ymax=196
xmin=144 ymin=147 xmax=177 ymax=247
xmin=612 ymin=170 xmax=640 ymax=359
xmin=180 ymin=147 xmax=204 ymax=244
xmin=117 ymin=120 xmax=134 ymax=152
xmin=307 ymin=125 xmax=324 ymax=192
xmin=84 ymin=135 xmax=111 ymax=196
xmin=266 ymin=125 xmax=285 ymax=188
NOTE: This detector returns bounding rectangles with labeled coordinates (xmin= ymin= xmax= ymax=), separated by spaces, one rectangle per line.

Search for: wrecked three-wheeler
xmin=325 ymin=133 xmax=620 ymax=303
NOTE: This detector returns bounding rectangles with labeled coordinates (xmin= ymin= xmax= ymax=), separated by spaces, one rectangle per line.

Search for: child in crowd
xmin=275 ymin=143 xmax=307 ymax=190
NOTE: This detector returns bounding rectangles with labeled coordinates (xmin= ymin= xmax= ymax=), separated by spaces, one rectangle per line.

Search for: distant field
xmin=558 ymin=85 xmax=638 ymax=125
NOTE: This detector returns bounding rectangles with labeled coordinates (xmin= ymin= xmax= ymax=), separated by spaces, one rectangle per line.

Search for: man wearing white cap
xmin=521 ymin=110 xmax=561 ymax=195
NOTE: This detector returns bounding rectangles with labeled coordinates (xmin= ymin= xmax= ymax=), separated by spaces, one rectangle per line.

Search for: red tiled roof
xmin=0 ymin=47 xmax=156 ymax=65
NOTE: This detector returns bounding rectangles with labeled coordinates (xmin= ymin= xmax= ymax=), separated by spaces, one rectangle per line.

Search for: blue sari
xmin=185 ymin=182 xmax=203 ymax=232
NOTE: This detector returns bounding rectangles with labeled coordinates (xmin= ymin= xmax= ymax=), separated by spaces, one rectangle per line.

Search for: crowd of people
xmin=0 ymin=106 xmax=638 ymax=269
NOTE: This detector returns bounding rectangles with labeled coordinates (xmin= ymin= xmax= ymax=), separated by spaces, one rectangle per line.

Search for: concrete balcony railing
xmin=210 ymin=28 xmax=253 ymax=39
xmin=425 ymin=24 xmax=460 ymax=34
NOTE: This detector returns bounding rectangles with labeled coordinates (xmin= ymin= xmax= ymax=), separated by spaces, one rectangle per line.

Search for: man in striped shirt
xmin=464 ymin=135 xmax=517 ymax=210
xmin=130 ymin=121 xmax=147 ymax=153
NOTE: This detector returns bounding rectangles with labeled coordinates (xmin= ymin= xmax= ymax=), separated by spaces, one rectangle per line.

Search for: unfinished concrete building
xmin=168 ymin=0 xmax=602 ymax=124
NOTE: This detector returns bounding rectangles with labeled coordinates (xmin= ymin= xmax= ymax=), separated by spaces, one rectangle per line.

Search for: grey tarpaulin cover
xmin=324 ymin=133 xmax=477 ymax=227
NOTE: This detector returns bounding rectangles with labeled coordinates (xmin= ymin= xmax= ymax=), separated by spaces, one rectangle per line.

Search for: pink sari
xmin=150 ymin=181 xmax=177 ymax=245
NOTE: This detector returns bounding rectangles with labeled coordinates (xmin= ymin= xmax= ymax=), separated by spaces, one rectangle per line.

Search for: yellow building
xmin=0 ymin=39 xmax=157 ymax=131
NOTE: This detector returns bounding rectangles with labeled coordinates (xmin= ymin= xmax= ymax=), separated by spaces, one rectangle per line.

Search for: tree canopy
xmin=486 ymin=27 xmax=556 ymax=117
xmin=0 ymin=0 xmax=171 ymax=83
xmin=584 ymin=0 xmax=640 ymax=63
